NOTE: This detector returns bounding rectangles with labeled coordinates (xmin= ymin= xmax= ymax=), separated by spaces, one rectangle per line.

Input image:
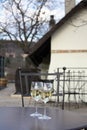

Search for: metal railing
xmin=19 ymin=68 xmax=63 ymax=107
xmin=19 ymin=67 xmax=87 ymax=109
xmin=58 ymin=67 xmax=87 ymax=109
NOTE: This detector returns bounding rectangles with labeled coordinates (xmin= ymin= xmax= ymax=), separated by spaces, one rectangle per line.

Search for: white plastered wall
xmin=49 ymin=8 xmax=87 ymax=73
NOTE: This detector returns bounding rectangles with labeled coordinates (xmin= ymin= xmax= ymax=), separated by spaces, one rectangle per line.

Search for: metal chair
xmin=19 ymin=70 xmax=55 ymax=107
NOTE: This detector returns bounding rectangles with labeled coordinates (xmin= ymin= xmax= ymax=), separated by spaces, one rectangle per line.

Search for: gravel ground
xmin=0 ymin=83 xmax=87 ymax=115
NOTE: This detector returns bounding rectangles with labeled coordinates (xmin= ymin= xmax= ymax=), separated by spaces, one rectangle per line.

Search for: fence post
xmin=62 ymin=67 xmax=66 ymax=110
xmin=56 ymin=68 xmax=60 ymax=107
xmin=19 ymin=68 xmax=24 ymax=107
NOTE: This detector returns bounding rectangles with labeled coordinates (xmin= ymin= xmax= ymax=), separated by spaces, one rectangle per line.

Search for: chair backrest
xmin=19 ymin=68 xmax=63 ymax=108
xmin=19 ymin=69 xmax=55 ymax=107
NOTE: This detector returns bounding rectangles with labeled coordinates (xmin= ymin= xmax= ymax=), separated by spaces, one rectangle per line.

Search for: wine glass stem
xmin=44 ymin=104 xmax=46 ymax=116
xmin=36 ymin=105 xmax=38 ymax=113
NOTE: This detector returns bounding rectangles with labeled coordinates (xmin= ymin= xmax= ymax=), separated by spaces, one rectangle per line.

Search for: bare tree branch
xmin=0 ymin=0 xmax=54 ymax=52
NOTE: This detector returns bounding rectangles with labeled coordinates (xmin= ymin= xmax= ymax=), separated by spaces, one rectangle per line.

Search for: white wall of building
xmin=49 ymin=8 xmax=87 ymax=73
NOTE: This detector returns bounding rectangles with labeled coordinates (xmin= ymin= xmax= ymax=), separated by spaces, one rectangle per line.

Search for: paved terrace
xmin=0 ymin=83 xmax=87 ymax=115
xmin=0 ymin=83 xmax=51 ymax=107
xmin=0 ymin=83 xmax=37 ymax=107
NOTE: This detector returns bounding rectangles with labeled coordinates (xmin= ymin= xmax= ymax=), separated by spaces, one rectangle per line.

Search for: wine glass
xmin=38 ymin=82 xmax=52 ymax=120
xmin=30 ymin=81 xmax=42 ymax=117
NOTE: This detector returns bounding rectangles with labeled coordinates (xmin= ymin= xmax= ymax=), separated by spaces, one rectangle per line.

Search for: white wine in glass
xmin=38 ymin=88 xmax=52 ymax=120
xmin=30 ymin=82 xmax=42 ymax=117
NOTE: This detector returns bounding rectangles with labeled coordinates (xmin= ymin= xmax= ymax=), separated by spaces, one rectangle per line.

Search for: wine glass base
xmin=30 ymin=112 xmax=42 ymax=117
xmin=38 ymin=115 xmax=51 ymax=120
